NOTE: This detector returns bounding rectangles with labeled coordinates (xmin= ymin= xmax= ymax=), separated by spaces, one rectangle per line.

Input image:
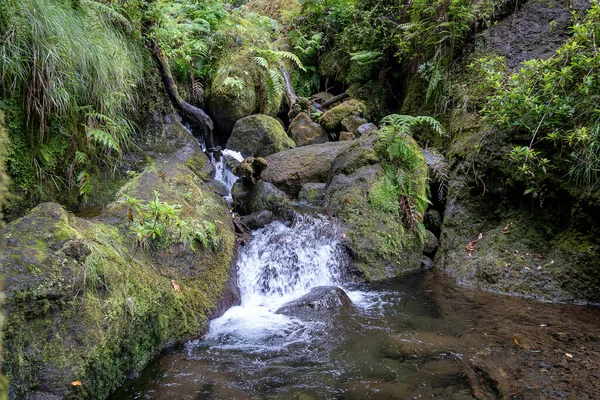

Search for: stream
xmin=112 ymin=142 xmax=600 ymax=399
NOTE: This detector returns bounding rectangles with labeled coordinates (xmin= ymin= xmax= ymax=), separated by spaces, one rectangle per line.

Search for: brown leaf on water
xmin=171 ymin=279 xmax=181 ymax=292
xmin=71 ymin=380 xmax=82 ymax=386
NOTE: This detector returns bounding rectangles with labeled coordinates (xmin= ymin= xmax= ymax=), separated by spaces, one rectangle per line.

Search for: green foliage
xmin=124 ymin=191 xmax=220 ymax=252
xmin=0 ymin=0 xmax=144 ymax=198
xmin=374 ymin=114 xmax=444 ymax=236
xmin=473 ymin=3 xmax=600 ymax=194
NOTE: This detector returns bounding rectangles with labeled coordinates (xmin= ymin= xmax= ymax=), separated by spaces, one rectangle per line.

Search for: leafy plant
xmin=123 ymin=191 xmax=220 ymax=252
xmin=373 ymin=114 xmax=445 ymax=236
xmin=474 ymin=3 xmax=600 ymax=194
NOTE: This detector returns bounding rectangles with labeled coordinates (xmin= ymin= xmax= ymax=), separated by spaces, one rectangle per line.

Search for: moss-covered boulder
xmin=226 ymin=115 xmax=295 ymax=158
xmin=231 ymin=179 xmax=293 ymax=220
xmin=326 ymin=165 xmax=423 ymax=280
xmin=288 ymin=112 xmax=328 ymax=146
xmin=318 ymin=100 xmax=366 ymax=132
xmin=2 ymin=130 xmax=237 ymax=398
xmin=261 ymin=141 xmax=354 ymax=197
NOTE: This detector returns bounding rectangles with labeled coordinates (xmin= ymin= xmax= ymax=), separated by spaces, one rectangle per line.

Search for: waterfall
xmin=213 ymin=149 xmax=243 ymax=202
xmin=204 ymin=213 xmax=347 ymax=344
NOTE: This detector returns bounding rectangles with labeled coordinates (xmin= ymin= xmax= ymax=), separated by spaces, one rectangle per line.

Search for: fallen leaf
xmin=513 ymin=337 xmax=519 ymax=345
xmin=565 ymin=353 xmax=573 ymax=358
xmin=478 ymin=232 xmax=483 ymax=240
xmin=171 ymin=279 xmax=181 ymax=292
xmin=341 ymin=233 xmax=346 ymax=239
xmin=72 ymin=380 xmax=82 ymax=386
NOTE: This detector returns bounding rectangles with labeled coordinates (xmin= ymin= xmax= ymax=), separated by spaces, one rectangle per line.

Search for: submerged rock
xmin=288 ymin=112 xmax=328 ymax=146
xmin=276 ymin=286 xmax=353 ymax=315
xmin=227 ymin=114 xmax=295 ymax=158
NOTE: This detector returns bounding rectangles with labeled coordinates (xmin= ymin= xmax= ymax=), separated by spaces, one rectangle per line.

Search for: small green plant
xmin=123 ymin=191 xmax=220 ymax=252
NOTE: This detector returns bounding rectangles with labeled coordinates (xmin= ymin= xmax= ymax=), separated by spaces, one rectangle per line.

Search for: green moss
xmin=319 ymin=100 xmax=366 ymax=132
xmin=3 ymin=152 xmax=236 ymax=398
xmin=369 ymin=176 xmax=399 ymax=215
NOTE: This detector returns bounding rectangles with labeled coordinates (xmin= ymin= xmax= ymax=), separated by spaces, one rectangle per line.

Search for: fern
xmin=349 ymin=51 xmax=383 ymax=65
xmin=265 ymin=68 xmax=283 ymax=108
xmin=86 ymin=128 xmax=120 ymax=153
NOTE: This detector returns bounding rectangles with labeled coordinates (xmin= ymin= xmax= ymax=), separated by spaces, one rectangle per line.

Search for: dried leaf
xmin=72 ymin=380 xmax=83 ymax=386
xmin=341 ymin=233 xmax=346 ymax=239
xmin=513 ymin=338 xmax=519 ymax=345
xmin=171 ymin=279 xmax=181 ymax=292
xmin=478 ymin=232 xmax=483 ymax=240
xmin=565 ymin=353 xmax=573 ymax=358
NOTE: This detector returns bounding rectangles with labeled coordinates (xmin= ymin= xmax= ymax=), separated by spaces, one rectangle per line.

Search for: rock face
xmin=2 ymin=119 xmax=238 ymax=399
xmin=231 ymin=179 xmax=293 ymax=220
xmin=261 ymin=141 xmax=354 ymax=197
xmin=319 ymin=100 xmax=366 ymax=132
xmin=238 ymin=210 xmax=274 ymax=230
xmin=341 ymin=115 xmax=367 ymax=135
xmin=288 ymin=112 xmax=328 ymax=146
xmin=227 ymin=115 xmax=295 ymax=158
xmin=431 ymin=0 xmax=600 ymax=303
xmin=276 ymin=286 xmax=353 ymax=315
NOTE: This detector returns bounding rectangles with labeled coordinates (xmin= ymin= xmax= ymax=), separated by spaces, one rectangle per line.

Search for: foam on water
xmin=205 ymin=213 xmax=346 ymax=344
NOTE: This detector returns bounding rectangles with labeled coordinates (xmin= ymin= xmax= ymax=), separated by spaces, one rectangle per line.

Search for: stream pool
xmin=112 ymin=215 xmax=600 ymax=399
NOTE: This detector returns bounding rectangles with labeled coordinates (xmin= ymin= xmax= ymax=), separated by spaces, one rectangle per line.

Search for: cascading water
xmin=205 ymin=213 xmax=349 ymax=346
xmin=213 ymin=149 xmax=243 ymax=202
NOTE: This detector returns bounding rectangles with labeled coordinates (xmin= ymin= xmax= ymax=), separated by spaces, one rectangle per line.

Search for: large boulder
xmin=231 ymin=179 xmax=293 ymax=220
xmin=261 ymin=141 xmax=354 ymax=197
xmin=288 ymin=112 xmax=328 ymax=146
xmin=2 ymin=123 xmax=238 ymax=398
xmin=326 ymin=165 xmax=424 ymax=280
xmin=209 ymin=52 xmax=282 ymax=135
xmin=276 ymin=286 xmax=353 ymax=315
xmin=318 ymin=100 xmax=366 ymax=132
xmin=227 ymin=115 xmax=295 ymax=158
xmin=324 ymin=132 xmax=426 ymax=280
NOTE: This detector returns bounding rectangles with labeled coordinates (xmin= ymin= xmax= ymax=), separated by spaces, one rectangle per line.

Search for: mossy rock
xmin=227 ymin=115 xmax=295 ymax=158
xmin=210 ymin=51 xmax=282 ymax=135
xmin=288 ymin=112 xmax=328 ymax=147
xmin=318 ymin=100 xmax=366 ymax=133
xmin=298 ymin=183 xmax=327 ymax=206
xmin=326 ymin=165 xmax=423 ymax=280
xmin=3 ymin=152 xmax=237 ymax=398
xmin=346 ymin=81 xmax=389 ymax=121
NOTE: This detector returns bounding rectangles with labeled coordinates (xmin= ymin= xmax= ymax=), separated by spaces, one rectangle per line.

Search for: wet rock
xmin=328 ymin=134 xmax=379 ymax=179
xmin=238 ymin=210 xmax=274 ymax=230
xmin=298 ymin=183 xmax=327 ymax=206
xmin=424 ymin=209 xmax=443 ymax=234
xmin=357 ymin=123 xmax=379 ymax=137
xmin=231 ymin=179 xmax=293 ymax=220
xmin=276 ymin=286 xmax=353 ymax=315
xmin=319 ymin=100 xmax=366 ymax=132
xmin=339 ymin=131 xmax=356 ymax=141
xmin=225 ymin=153 xmax=242 ymax=171
xmin=422 ymin=256 xmax=434 ymax=270
xmin=227 ymin=114 xmax=295 ymax=158
xmin=208 ymin=180 xmax=229 ymax=197
xmin=261 ymin=141 xmax=354 ymax=197
xmin=288 ymin=112 xmax=328 ymax=146
xmin=423 ymin=230 xmax=439 ymax=257
xmin=341 ymin=115 xmax=368 ymax=135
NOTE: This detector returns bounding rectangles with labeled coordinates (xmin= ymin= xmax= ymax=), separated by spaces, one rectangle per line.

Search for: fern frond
xmin=86 ymin=128 xmax=120 ymax=153
xmin=349 ymin=51 xmax=383 ymax=65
